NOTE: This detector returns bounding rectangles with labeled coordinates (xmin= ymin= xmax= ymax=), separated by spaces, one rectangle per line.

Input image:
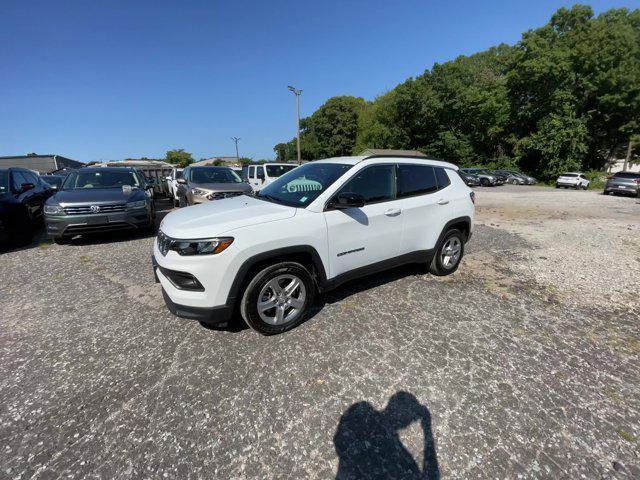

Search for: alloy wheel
xmin=440 ymin=237 xmax=462 ymax=269
xmin=257 ymin=274 xmax=307 ymax=325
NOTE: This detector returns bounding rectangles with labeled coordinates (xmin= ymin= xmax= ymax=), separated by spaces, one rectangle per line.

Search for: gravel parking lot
xmin=1 ymin=186 xmax=639 ymax=479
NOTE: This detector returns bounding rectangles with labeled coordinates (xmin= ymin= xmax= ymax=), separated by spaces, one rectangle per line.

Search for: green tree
xmin=275 ymin=96 xmax=365 ymax=160
xmin=165 ymin=149 xmax=194 ymax=166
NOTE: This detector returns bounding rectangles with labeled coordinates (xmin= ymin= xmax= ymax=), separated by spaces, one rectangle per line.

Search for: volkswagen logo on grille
xmin=90 ymin=205 xmax=101 ymax=213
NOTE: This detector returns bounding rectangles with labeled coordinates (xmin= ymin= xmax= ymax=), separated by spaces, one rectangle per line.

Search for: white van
xmin=247 ymin=163 xmax=298 ymax=191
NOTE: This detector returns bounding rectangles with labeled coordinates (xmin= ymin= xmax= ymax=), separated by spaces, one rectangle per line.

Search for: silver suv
xmin=176 ymin=166 xmax=252 ymax=207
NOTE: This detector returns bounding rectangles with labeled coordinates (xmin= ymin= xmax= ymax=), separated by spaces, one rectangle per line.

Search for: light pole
xmin=288 ymin=85 xmax=302 ymax=162
xmin=231 ymin=137 xmax=240 ymax=163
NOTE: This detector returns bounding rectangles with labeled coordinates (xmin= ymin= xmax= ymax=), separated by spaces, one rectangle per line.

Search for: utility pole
xmin=231 ymin=137 xmax=240 ymax=162
xmin=288 ymin=86 xmax=302 ymax=162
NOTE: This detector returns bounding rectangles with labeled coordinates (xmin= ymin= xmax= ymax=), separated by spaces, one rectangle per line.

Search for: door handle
xmin=437 ymin=199 xmax=449 ymax=205
xmin=384 ymin=208 xmax=402 ymax=216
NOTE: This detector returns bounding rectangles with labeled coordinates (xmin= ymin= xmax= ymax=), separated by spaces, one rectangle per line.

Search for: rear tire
xmin=429 ymin=229 xmax=465 ymax=276
xmin=240 ymin=262 xmax=315 ymax=335
xmin=480 ymin=178 xmax=489 ymax=187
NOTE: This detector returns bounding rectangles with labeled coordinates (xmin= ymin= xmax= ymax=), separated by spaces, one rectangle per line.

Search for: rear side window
xmin=397 ymin=165 xmax=438 ymax=197
xmin=435 ymin=168 xmax=451 ymax=189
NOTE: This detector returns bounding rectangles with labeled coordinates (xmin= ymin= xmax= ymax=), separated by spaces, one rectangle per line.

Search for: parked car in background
xmin=0 ymin=168 xmax=54 ymax=245
xmin=165 ymin=168 xmax=184 ymax=207
xmin=493 ymin=170 xmax=537 ymax=185
xmin=176 ymin=166 xmax=252 ymax=207
xmin=603 ymin=171 xmax=640 ymax=196
xmin=460 ymin=168 xmax=498 ymax=186
xmin=44 ymin=167 xmax=156 ymax=244
xmin=490 ymin=170 xmax=523 ymax=185
xmin=153 ymin=155 xmax=474 ymax=335
xmin=459 ymin=172 xmax=481 ymax=186
xmin=556 ymin=172 xmax=589 ymax=189
xmin=247 ymin=162 xmax=298 ymax=191
xmin=42 ymin=174 xmax=67 ymax=191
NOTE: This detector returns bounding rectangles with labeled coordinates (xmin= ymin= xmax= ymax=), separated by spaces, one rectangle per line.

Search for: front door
xmin=324 ymin=164 xmax=403 ymax=279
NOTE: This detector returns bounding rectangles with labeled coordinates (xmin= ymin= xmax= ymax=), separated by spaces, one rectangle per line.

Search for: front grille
xmin=64 ymin=204 xmax=126 ymax=215
xmin=206 ymin=191 xmax=244 ymax=201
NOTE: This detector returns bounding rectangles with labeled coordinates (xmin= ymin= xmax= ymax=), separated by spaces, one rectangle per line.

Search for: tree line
xmin=274 ymin=5 xmax=640 ymax=179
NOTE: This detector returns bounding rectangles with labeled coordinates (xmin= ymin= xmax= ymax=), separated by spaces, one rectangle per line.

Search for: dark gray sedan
xmin=44 ymin=167 xmax=155 ymax=243
xmin=603 ymin=171 xmax=640 ymax=197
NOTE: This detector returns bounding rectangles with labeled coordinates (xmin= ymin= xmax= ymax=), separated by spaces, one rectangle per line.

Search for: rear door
xmin=324 ymin=164 xmax=402 ymax=278
xmin=397 ymin=164 xmax=450 ymax=254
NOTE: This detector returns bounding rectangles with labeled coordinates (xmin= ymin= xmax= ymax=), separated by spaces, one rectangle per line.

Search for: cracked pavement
xmin=1 ymin=186 xmax=639 ymax=479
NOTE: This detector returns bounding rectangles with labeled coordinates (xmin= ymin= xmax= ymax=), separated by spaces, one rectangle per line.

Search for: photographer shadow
xmin=334 ymin=391 xmax=440 ymax=480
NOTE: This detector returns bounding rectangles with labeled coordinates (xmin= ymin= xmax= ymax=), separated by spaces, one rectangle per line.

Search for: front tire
xmin=240 ymin=262 xmax=316 ymax=335
xmin=429 ymin=229 xmax=465 ymax=276
xmin=480 ymin=178 xmax=489 ymax=187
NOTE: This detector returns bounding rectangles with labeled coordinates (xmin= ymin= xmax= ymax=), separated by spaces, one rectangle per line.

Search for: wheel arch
xmin=436 ymin=216 xmax=472 ymax=247
xmin=226 ymin=245 xmax=327 ymax=306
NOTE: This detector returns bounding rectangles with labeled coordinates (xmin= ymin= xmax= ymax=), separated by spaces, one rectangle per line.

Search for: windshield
xmin=614 ymin=172 xmax=640 ymax=179
xmin=0 ymin=171 xmax=8 ymax=194
xmin=266 ymin=164 xmax=298 ymax=178
xmin=175 ymin=170 xmax=183 ymax=180
xmin=44 ymin=176 xmax=64 ymax=188
xmin=63 ymin=170 xmax=141 ymax=189
xmin=561 ymin=173 xmax=578 ymax=177
xmin=258 ymin=162 xmax=352 ymax=207
xmin=191 ymin=167 xmax=242 ymax=184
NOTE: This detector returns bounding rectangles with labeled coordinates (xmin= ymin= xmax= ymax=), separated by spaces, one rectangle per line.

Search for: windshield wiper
xmin=257 ymin=193 xmax=281 ymax=204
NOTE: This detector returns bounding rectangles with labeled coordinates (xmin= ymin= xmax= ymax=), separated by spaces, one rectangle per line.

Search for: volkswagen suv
xmin=153 ymin=155 xmax=475 ymax=335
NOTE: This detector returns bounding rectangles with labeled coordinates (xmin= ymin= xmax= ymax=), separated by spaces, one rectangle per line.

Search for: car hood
xmin=48 ymin=188 xmax=146 ymax=206
xmin=190 ymin=182 xmax=252 ymax=192
xmin=160 ymin=195 xmax=296 ymax=238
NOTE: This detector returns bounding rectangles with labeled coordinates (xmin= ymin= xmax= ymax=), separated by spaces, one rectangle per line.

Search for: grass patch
xmin=602 ymin=387 xmax=623 ymax=405
xmin=617 ymin=429 xmax=637 ymax=443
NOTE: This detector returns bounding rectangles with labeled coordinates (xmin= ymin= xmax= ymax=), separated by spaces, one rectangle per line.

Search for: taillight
xmin=470 ymin=191 xmax=476 ymax=204
xmin=634 ymin=179 xmax=640 ymax=185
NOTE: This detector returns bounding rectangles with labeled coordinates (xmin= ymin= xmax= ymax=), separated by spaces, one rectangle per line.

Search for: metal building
xmin=0 ymin=154 xmax=83 ymax=173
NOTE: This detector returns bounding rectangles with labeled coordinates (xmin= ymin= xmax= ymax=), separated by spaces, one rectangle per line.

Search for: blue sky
xmin=1 ymin=0 xmax=637 ymax=162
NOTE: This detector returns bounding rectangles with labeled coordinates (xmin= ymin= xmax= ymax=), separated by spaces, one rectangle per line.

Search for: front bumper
xmin=45 ymin=208 xmax=151 ymax=237
xmin=152 ymin=255 xmax=234 ymax=325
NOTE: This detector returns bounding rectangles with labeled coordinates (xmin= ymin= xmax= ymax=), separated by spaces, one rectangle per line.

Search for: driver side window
xmin=337 ymin=165 xmax=396 ymax=204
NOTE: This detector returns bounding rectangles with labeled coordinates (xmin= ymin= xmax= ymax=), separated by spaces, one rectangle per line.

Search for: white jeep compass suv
xmin=153 ymin=155 xmax=475 ymax=335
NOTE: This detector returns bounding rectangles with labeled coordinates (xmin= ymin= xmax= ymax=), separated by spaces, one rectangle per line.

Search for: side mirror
xmin=176 ymin=178 xmax=186 ymax=185
xmin=20 ymin=182 xmax=35 ymax=192
xmin=330 ymin=192 xmax=365 ymax=209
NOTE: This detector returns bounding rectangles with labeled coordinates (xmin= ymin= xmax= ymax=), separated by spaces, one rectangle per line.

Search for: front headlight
xmin=126 ymin=200 xmax=147 ymax=210
xmin=191 ymin=188 xmax=210 ymax=196
xmin=44 ymin=205 xmax=64 ymax=215
xmin=158 ymin=234 xmax=234 ymax=256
